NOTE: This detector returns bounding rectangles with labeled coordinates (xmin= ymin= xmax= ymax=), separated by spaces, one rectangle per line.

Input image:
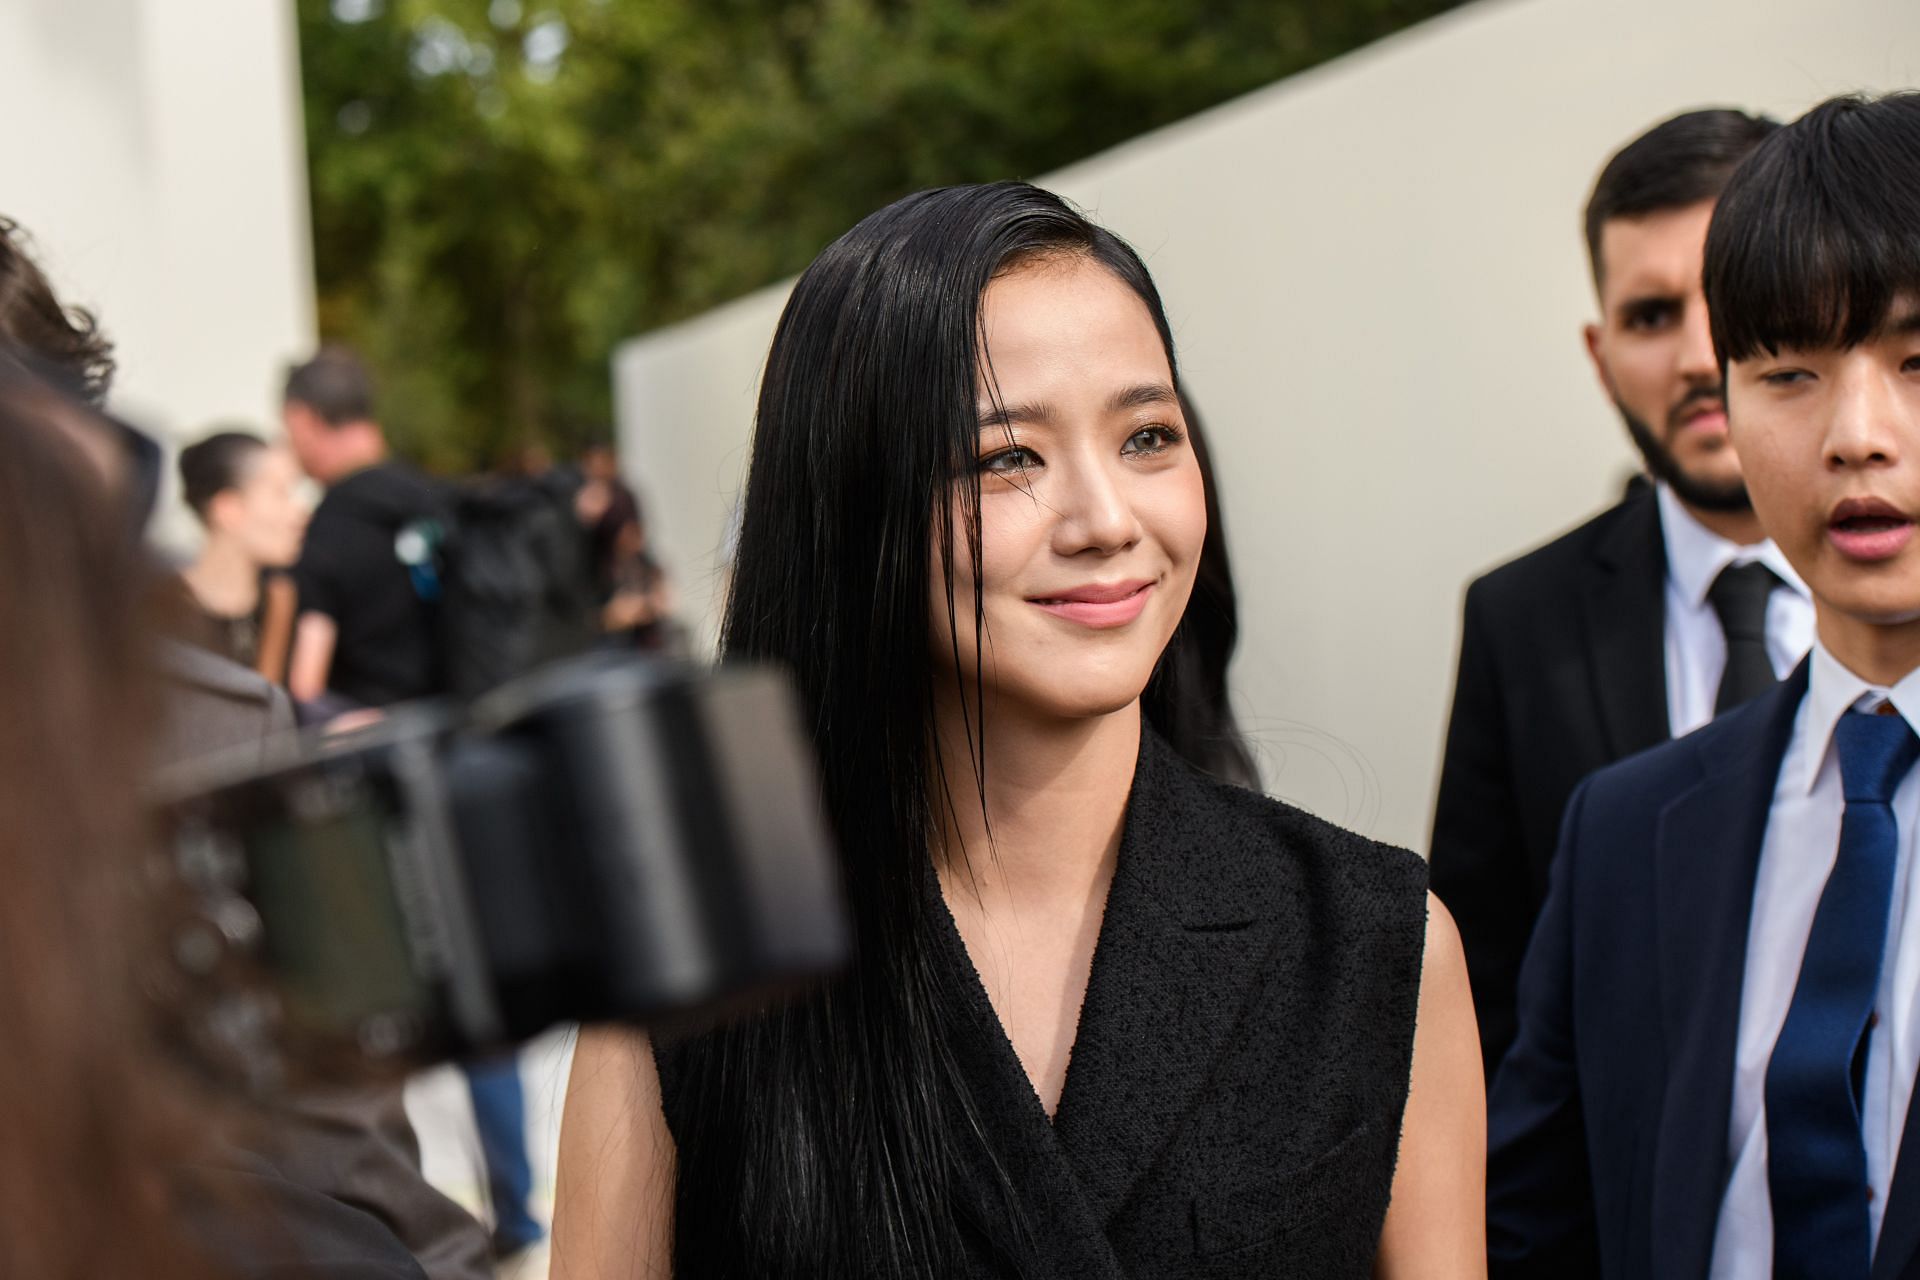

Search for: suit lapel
xmin=1648 ymin=664 xmax=1808 ymax=1277
xmin=1584 ymin=480 xmax=1672 ymax=757
xmin=1872 ymin=1062 xmax=1920 ymax=1278
xmin=1050 ymin=733 xmax=1271 ymax=1228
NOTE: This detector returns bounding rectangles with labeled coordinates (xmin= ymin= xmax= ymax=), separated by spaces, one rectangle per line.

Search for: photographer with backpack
xmin=282 ymin=348 xmax=443 ymax=719
xmin=282 ymin=345 xmax=564 ymax=1266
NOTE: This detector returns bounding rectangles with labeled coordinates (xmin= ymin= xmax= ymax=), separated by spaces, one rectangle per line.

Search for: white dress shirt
xmin=1708 ymin=640 xmax=1920 ymax=1275
xmin=1658 ymin=482 xmax=1815 ymax=737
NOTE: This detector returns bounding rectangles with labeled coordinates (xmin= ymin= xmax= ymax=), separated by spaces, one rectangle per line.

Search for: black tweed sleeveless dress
xmin=656 ymin=729 xmax=1429 ymax=1278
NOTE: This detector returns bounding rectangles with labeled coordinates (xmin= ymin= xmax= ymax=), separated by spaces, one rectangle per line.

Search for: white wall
xmin=0 ymin=0 xmax=316 ymax=548
xmin=613 ymin=0 xmax=1920 ymax=852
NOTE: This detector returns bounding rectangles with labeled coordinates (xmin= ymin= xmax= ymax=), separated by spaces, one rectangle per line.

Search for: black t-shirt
xmin=293 ymin=462 xmax=442 ymax=708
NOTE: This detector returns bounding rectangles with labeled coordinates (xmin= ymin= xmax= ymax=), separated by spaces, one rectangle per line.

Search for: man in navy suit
xmin=1488 ymin=92 xmax=1920 ymax=1280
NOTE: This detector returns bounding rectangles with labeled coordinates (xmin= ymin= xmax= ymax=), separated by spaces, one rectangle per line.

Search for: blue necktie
xmin=1766 ymin=707 xmax=1918 ymax=1279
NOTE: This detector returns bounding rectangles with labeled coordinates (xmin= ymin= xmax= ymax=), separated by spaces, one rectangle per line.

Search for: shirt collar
xmin=1799 ymin=637 xmax=1920 ymax=795
xmin=1655 ymin=480 xmax=1808 ymax=609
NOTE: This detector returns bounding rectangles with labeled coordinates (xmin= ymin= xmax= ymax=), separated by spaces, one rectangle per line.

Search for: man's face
xmin=281 ymin=400 xmax=329 ymax=482
xmin=1729 ymin=307 xmax=1920 ymax=627
xmin=1585 ymin=199 xmax=1747 ymax=510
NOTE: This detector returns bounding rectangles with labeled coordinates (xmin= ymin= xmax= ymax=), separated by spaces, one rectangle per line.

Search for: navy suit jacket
xmin=1487 ymin=663 xmax=1920 ymax=1279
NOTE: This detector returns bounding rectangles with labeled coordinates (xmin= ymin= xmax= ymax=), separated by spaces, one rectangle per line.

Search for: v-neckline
xmin=914 ymin=731 xmax=1288 ymax=1263
xmin=925 ymin=838 xmax=1123 ymax=1138
xmin=925 ymin=858 xmax=1137 ymax=1279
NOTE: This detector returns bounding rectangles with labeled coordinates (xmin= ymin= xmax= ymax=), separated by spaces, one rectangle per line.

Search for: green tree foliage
xmin=300 ymin=0 xmax=1466 ymax=469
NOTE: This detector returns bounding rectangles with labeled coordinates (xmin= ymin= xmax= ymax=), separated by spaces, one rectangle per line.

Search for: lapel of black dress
xmin=1647 ymin=663 xmax=1806 ymax=1277
xmin=1583 ymin=479 xmax=1672 ymax=757
xmin=1050 ymin=731 xmax=1273 ymax=1228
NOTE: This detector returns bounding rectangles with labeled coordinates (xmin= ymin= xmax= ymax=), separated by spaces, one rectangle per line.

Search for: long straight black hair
xmin=670 ymin=181 xmax=1252 ymax=1277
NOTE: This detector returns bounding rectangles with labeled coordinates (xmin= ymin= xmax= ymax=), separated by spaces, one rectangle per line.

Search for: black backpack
xmin=400 ymin=474 xmax=598 ymax=700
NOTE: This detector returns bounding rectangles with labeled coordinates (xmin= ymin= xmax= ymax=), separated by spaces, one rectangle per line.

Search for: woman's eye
xmin=980 ymin=447 xmax=1041 ymax=474
xmin=1121 ymin=425 xmax=1182 ymax=455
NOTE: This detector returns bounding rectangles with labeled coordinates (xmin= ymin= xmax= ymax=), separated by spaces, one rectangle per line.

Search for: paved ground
xmin=406 ymin=1028 xmax=575 ymax=1280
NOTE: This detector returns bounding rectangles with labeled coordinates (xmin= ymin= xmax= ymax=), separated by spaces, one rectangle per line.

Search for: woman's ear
xmin=204 ymin=488 xmax=244 ymax=535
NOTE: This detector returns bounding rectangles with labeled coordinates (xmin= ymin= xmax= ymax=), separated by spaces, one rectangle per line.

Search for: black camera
xmin=152 ymin=654 xmax=846 ymax=1094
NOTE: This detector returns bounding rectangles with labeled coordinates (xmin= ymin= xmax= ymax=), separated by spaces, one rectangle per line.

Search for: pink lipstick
xmin=1029 ymin=579 xmax=1154 ymax=629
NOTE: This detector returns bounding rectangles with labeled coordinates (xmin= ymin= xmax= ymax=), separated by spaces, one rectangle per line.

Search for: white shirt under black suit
xmin=1657 ymin=481 xmax=1814 ymax=736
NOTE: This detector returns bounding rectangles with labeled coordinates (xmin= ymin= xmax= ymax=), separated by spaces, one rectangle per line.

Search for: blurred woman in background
xmin=173 ymin=429 xmax=308 ymax=682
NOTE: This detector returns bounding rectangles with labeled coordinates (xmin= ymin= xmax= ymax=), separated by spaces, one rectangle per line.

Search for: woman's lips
xmin=1029 ymin=580 xmax=1154 ymax=628
xmin=1829 ymin=497 xmax=1916 ymax=562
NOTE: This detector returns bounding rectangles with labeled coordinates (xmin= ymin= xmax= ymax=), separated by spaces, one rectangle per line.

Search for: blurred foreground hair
xmin=0 ymin=218 xmax=116 ymax=403
xmin=1705 ymin=92 xmax=1920 ymax=367
xmin=0 ymin=362 xmax=205 ymax=1277
xmin=670 ymin=181 xmax=1251 ymax=1276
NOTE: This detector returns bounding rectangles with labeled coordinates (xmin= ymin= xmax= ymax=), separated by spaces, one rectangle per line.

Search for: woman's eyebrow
xmin=977 ymin=400 xmax=1052 ymax=429
xmin=975 ymin=383 xmax=1176 ymax=427
xmin=1108 ymin=382 xmax=1179 ymax=413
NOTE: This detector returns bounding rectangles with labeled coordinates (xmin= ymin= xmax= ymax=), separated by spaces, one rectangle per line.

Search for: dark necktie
xmin=1710 ymin=561 xmax=1781 ymax=713
xmin=1765 ymin=707 xmax=1918 ymax=1279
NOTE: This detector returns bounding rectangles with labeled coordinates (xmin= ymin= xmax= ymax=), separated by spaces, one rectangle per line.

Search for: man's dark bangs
xmin=1706 ymin=94 xmax=1920 ymax=365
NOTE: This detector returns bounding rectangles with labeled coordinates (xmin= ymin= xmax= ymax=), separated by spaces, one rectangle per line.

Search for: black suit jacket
xmin=1487 ymin=666 xmax=1920 ymax=1279
xmin=1431 ymin=479 xmax=1670 ymax=1073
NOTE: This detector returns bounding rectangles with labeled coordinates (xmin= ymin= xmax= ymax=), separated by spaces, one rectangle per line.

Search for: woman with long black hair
xmin=553 ymin=182 xmax=1483 ymax=1278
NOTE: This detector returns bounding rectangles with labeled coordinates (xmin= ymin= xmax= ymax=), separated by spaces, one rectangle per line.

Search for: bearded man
xmin=1430 ymin=107 xmax=1810 ymax=1077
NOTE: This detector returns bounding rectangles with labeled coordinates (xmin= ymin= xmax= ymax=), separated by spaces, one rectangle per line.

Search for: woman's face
xmin=931 ymin=255 xmax=1206 ymax=722
xmin=215 ymin=445 xmax=309 ymax=568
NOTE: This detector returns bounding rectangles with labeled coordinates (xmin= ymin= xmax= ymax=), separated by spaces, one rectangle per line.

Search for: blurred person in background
xmin=1430 ymin=108 xmax=1807 ymax=1078
xmin=474 ymin=435 xmax=600 ymax=677
xmin=0 ymin=213 xmax=294 ymax=762
xmin=0 ymin=215 xmax=493 ymax=1280
xmin=283 ymin=347 xmax=548 ymax=1263
xmin=0 ymin=358 xmax=431 ymax=1279
xmin=282 ymin=346 xmax=441 ymax=715
xmin=575 ymin=442 xmax=676 ymax=650
xmin=555 ymin=182 xmax=1482 ymax=1278
xmin=170 ymin=429 xmax=307 ymax=682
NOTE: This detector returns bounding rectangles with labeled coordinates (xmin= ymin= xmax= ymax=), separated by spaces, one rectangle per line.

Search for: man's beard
xmin=1617 ymin=391 xmax=1751 ymax=513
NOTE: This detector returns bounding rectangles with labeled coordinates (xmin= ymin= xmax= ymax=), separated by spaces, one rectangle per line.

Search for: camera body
xmin=156 ymin=655 xmax=845 ymax=1093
